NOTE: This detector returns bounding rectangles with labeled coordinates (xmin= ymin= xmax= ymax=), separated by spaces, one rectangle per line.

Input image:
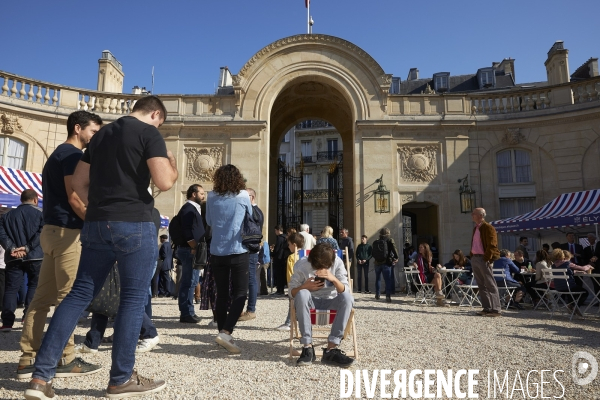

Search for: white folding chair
xmin=406 ymin=269 xmax=435 ymax=305
xmin=492 ymin=270 xmax=521 ymax=311
xmin=532 ymin=268 xmax=553 ymax=311
xmin=545 ymin=269 xmax=587 ymax=321
xmin=455 ymin=281 xmax=481 ymax=308
xmin=403 ymin=267 xmax=414 ymax=296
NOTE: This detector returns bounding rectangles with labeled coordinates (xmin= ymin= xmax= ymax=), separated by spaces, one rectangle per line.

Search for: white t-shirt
xmin=299 ymin=231 xmax=316 ymax=250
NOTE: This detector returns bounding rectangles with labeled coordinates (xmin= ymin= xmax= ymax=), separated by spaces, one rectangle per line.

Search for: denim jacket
xmin=205 ymin=190 xmax=252 ymax=256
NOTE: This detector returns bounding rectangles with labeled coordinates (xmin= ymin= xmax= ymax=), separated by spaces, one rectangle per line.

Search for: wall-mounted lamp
xmin=458 ymin=174 xmax=476 ymax=214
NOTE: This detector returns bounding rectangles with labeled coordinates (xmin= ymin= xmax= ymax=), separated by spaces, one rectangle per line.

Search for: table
xmin=438 ymin=268 xmax=468 ymax=302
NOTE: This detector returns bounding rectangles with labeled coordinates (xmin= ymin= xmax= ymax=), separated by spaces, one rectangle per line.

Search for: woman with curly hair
xmin=206 ymin=164 xmax=253 ymax=354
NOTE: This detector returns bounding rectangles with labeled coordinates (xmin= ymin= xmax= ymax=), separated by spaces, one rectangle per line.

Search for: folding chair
xmin=403 ymin=267 xmax=414 ymax=296
xmin=406 ymin=269 xmax=435 ymax=305
xmin=492 ymin=270 xmax=521 ymax=311
xmin=544 ymin=269 xmax=587 ymax=321
xmin=455 ymin=281 xmax=481 ymax=308
xmin=532 ymin=268 xmax=553 ymax=311
xmin=289 ymin=247 xmax=358 ymax=360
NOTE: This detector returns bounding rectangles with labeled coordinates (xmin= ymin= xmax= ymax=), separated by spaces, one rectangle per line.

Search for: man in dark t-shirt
xmin=26 ymin=96 xmax=178 ymax=400
xmin=18 ymin=110 xmax=102 ymax=379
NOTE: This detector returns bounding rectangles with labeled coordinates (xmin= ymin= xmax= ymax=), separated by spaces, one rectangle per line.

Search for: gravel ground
xmin=1 ymin=293 xmax=599 ymax=399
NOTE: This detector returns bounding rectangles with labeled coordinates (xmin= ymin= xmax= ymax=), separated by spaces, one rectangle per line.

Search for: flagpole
xmin=151 ymin=66 xmax=155 ymax=94
xmin=307 ymin=1 xmax=310 ymax=34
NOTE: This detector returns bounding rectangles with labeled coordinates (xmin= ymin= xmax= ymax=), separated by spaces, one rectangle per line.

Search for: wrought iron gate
xmin=328 ymin=159 xmax=343 ymax=241
xmin=276 ymin=160 xmax=303 ymax=231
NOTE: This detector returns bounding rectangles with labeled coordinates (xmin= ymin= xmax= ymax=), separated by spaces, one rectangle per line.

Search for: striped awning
xmin=0 ymin=166 xmax=43 ymax=209
xmin=491 ymin=190 xmax=600 ymax=233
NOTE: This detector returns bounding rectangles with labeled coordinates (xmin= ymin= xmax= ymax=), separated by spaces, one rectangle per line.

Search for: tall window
xmin=301 ymin=141 xmax=312 ymax=162
xmin=327 ymin=139 xmax=338 ymax=160
xmin=499 ymin=198 xmax=538 ymax=253
xmin=481 ymin=71 xmax=493 ymax=87
xmin=303 ymin=210 xmax=312 ymax=231
xmin=303 ymin=173 xmax=313 ymax=190
xmin=496 ymin=149 xmax=532 ymax=184
xmin=0 ymin=137 xmax=27 ymax=170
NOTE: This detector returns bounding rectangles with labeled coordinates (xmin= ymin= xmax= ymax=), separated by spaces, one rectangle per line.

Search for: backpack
xmin=372 ymin=239 xmax=389 ymax=263
xmin=240 ymin=205 xmax=263 ymax=253
xmin=168 ymin=213 xmax=186 ymax=247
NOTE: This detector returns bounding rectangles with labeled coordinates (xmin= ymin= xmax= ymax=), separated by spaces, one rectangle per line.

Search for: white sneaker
xmin=74 ymin=343 xmax=98 ymax=354
xmin=276 ymin=324 xmax=290 ymax=331
xmin=136 ymin=336 xmax=160 ymax=353
xmin=207 ymin=320 xmax=218 ymax=328
xmin=215 ymin=332 xmax=241 ymax=354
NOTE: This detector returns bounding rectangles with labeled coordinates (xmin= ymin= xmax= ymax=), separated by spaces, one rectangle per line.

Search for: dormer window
xmin=433 ymin=72 xmax=450 ymax=92
xmin=478 ymin=68 xmax=495 ymax=89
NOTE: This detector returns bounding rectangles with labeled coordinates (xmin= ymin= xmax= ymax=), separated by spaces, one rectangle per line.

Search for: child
xmin=276 ymin=233 xmax=305 ymax=331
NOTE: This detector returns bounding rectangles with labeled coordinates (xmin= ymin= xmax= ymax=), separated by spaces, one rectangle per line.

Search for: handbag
xmin=87 ymin=264 xmax=120 ymax=318
xmin=193 ymin=239 xmax=208 ymax=270
xmin=240 ymin=205 xmax=263 ymax=253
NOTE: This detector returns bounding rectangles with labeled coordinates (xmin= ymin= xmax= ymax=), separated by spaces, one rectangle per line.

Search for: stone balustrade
xmin=2 ymin=70 xmax=600 ymax=119
xmin=1 ymin=71 xmax=61 ymax=105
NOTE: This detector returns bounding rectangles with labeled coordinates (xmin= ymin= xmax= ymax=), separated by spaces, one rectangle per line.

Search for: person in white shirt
xmin=299 ymin=224 xmax=316 ymax=250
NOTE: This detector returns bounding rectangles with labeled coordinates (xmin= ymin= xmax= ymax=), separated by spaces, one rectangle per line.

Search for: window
xmin=303 ymin=173 xmax=313 ymax=190
xmin=303 ymin=211 xmax=312 ymax=231
xmin=284 ymin=131 xmax=290 ymax=143
xmin=301 ymin=141 xmax=312 ymax=158
xmin=0 ymin=137 xmax=27 ymax=170
xmin=496 ymin=149 xmax=532 ymax=184
xmin=433 ymin=72 xmax=450 ymax=92
xmin=499 ymin=198 xmax=538 ymax=252
xmin=279 ymin=154 xmax=286 ymax=163
xmin=327 ymin=139 xmax=338 ymax=160
xmin=481 ymin=71 xmax=493 ymax=87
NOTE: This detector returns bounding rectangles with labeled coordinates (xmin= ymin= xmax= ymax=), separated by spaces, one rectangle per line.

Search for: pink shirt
xmin=471 ymin=223 xmax=485 ymax=255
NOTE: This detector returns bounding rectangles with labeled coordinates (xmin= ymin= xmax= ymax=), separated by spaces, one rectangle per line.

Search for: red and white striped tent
xmin=0 ymin=166 xmax=43 ymax=210
xmin=0 ymin=166 xmax=170 ymax=228
xmin=490 ymin=189 xmax=600 ymax=233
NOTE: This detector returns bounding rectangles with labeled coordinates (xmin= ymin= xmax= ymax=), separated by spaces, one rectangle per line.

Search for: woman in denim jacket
xmin=206 ymin=164 xmax=253 ymax=354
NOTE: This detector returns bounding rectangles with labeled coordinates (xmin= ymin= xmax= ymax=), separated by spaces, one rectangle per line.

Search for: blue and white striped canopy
xmin=491 ymin=190 xmax=600 ymax=233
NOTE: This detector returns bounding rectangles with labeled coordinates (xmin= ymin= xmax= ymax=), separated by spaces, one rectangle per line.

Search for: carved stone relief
xmin=401 ymin=194 xmax=415 ymax=204
xmin=184 ymin=146 xmax=225 ymax=182
xmin=502 ymin=128 xmax=526 ymax=145
xmin=397 ymin=145 xmax=439 ymax=182
xmin=1 ymin=113 xmax=21 ymax=134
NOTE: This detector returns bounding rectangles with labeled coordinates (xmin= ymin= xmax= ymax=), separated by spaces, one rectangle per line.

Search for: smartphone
xmin=314 ymin=276 xmax=326 ymax=283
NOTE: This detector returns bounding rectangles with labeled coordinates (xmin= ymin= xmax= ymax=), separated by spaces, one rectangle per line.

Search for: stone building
xmin=1 ymin=35 xmax=599 ymax=283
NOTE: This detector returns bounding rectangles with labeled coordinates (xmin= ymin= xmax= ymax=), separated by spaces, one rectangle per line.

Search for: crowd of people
xmin=0 ymin=98 xmax=597 ymax=399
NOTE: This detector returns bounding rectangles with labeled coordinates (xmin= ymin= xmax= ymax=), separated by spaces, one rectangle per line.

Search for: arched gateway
xmin=231 ymin=34 xmax=392 ymax=244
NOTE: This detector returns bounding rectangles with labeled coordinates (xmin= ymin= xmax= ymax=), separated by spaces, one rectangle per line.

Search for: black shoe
xmin=297 ymin=345 xmax=316 ymax=366
xmin=375 ymin=294 xmax=380 ymax=300
xmin=321 ymin=348 xmax=354 ymax=367
xmin=357 ymin=290 xmax=362 ymax=293
xmin=364 ymin=291 xmax=372 ymax=294
xmin=192 ymin=315 xmax=202 ymax=322
xmin=179 ymin=315 xmax=200 ymax=323
xmin=386 ymin=295 xmax=392 ymax=303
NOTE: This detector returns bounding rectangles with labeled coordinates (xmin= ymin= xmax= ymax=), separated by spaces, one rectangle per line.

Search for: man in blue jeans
xmin=24 ymin=96 xmax=178 ymax=400
xmin=238 ymin=188 xmax=264 ymax=321
xmin=175 ymin=184 xmax=205 ymax=323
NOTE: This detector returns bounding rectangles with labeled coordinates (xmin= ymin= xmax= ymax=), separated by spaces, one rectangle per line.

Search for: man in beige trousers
xmin=17 ymin=111 xmax=103 ymax=379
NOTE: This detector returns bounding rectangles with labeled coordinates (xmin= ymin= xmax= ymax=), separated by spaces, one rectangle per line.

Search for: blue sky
xmin=2 ymin=0 xmax=598 ymax=94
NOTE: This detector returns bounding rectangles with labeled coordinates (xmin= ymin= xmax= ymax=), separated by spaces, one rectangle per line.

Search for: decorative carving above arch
xmin=502 ymin=128 xmax=526 ymax=145
xmin=184 ymin=146 xmax=225 ymax=182
xmin=400 ymin=193 xmax=415 ymax=204
xmin=1 ymin=113 xmax=22 ymax=134
xmin=398 ymin=145 xmax=439 ymax=183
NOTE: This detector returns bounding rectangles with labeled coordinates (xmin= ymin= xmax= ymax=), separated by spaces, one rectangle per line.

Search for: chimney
xmin=218 ymin=66 xmax=233 ymax=88
xmin=497 ymin=58 xmax=516 ymax=82
xmin=97 ymin=50 xmax=125 ymax=93
xmin=407 ymin=68 xmax=419 ymax=81
xmin=545 ymin=41 xmax=570 ymax=85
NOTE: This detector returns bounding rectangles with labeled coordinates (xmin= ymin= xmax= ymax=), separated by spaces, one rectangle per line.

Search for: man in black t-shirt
xmin=26 ymin=96 xmax=178 ymax=400
xmin=18 ymin=110 xmax=102 ymax=380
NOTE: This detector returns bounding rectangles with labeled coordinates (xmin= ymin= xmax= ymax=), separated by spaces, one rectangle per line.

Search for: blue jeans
xmin=1 ymin=260 xmax=41 ymax=327
xmin=247 ymin=253 xmax=258 ymax=312
xmin=32 ymin=221 xmax=158 ymax=386
xmin=375 ymin=264 xmax=392 ymax=296
xmin=176 ymin=247 xmax=200 ymax=318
